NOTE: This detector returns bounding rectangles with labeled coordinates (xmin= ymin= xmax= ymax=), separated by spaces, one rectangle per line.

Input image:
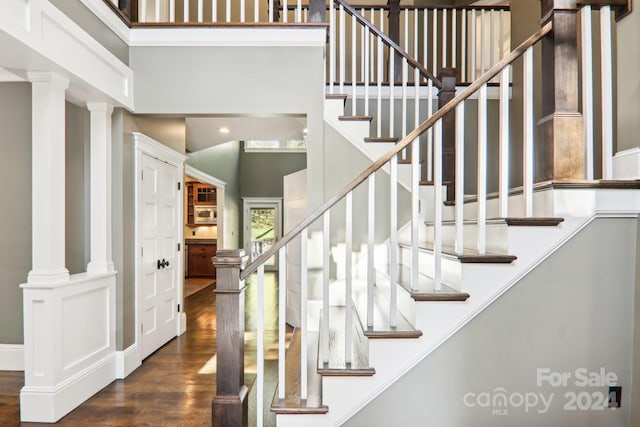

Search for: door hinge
xmin=140 ymin=323 xmax=143 ymax=333
xmin=141 ymin=247 xmax=144 ymax=257
xmin=141 ymin=170 xmax=144 ymax=181
xmin=177 ymin=243 xmax=181 ymax=252
xmin=177 ymin=304 xmax=181 ymax=313
xmin=178 ymin=182 xmax=181 ymax=190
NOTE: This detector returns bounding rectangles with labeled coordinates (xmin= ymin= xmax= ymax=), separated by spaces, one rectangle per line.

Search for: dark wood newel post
xmin=211 ymin=249 xmax=249 ymax=427
xmin=537 ymin=0 xmax=584 ymax=181
xmin=387 ymin=0 xmax=402 ymax=83
xmin=438 ymin=68 xmax=457 ymax=201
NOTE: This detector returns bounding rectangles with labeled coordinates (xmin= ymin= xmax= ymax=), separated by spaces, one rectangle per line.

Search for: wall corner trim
xmin=0 ymin=344 xmax=25 ymax=371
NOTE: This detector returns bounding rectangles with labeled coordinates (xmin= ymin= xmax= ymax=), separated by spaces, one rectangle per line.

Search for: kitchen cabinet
xmin=186 ymin=182 xmax=217 ymax=226
xmin=187 ymin=242 xmax=217 ymax=278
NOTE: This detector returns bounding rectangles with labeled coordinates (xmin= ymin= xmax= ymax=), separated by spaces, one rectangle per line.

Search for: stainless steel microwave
xmin=194 ymin=205 xmax=217 ymax=224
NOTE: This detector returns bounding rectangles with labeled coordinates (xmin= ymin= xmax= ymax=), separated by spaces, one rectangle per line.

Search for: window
xmin=244 ymin=139 xmax=306 ymax=152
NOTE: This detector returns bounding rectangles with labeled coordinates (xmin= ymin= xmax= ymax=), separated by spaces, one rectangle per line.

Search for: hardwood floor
xmin=0 ymin=273 xmax=287 ymax=427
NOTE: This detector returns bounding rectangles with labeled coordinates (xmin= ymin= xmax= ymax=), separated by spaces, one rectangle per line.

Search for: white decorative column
xmin=86 ymin=102 xmax=115 ymax=274
xmin=27 ymin=71 xmax=70 ymax=285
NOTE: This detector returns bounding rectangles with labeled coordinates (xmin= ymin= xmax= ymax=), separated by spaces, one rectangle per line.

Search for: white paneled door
xmin=140 ymin=153 xmax=180 ymax=360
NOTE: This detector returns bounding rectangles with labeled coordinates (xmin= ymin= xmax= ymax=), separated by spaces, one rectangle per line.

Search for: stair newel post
xmin=211 ymin=249 xmax=249 ymax=427
xmin=537 ymin=0 xmax=584 ymax=181
xmin=387 ymin=0 xmax=402 ymax=83
xmin=438 ymin=67 xmax=457 ymax=201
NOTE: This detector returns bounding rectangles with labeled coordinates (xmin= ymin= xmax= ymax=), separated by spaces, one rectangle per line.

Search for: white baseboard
xmin=20 ymin=353 xmax=116 ymax=423
xmin=0 ymin=344 xmax=24 ymax=371
xmin=613 ymin=148 xmax=640 ymax=179
xmin=115 ymin=344 xmax=141 ymax=379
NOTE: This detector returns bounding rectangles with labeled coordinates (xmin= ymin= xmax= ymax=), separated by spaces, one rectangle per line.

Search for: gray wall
xmin=65 ymin=102 xmax=91 ymax=275
xmin=616 ymin=6 xmax=640 ymax=152
xmin=346 ymin=218 xmax=636 ymax=427
xmin=49 ymin=0 xmax=129 ymax=65
xmin=0 ymin=83 xmax=31 ymax=344
xmin=239 ymin=149 xmax=306 ymax=198
xmin=634 ymin=219 xmax=640 ymax=426
xmin=187 ymin=142 xmax=242 ymax=249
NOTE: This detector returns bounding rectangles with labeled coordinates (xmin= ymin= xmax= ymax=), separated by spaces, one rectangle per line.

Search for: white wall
xmin=345 ymin=218 xmax=636 ymax=426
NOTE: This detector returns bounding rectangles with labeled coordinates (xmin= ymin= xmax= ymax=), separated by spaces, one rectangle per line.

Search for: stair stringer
xmin=276 ymin=188 xmax=640 ymax=427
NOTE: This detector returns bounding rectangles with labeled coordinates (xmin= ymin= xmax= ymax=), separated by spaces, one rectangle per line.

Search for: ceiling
xmin=185 ymin=115 xmax=307 ymax=153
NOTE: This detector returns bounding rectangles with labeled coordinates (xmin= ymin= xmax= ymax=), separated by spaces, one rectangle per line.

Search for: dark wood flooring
xmin=0 ymin=273 xmax=287 ymax=427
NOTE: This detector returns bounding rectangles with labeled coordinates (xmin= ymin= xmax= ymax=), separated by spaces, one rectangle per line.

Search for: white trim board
xmin=613 ymin=147 xmax=640 ymax=180
xmin=185 ymin=164 xmax=227 ymax=189
xmin=115 ymin=344 xmax=140 ymax=379
xmin=0 ymin=344 xmax=24 ymax=371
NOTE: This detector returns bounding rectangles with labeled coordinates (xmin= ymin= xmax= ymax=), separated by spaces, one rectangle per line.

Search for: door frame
xmin=242 ymin=197 xmax=282 ymax=271
xmin=133 ymin=132 xmax=187 ymax=362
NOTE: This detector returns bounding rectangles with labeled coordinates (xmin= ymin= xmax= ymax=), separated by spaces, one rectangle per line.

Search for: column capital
xmin=26 ymin=71 xmax=69 ymax=90
xmin=86 ymin=102 xmax=114 ymax=114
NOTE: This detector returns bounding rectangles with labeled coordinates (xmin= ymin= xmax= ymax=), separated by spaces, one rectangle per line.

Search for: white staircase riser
xmin=425 ymin=222 xmax=509 ymax=253
xmin=373 ymin=269 xmax=416 ymax=325
xmin=399 ymin=245 xmax=462 ymax=290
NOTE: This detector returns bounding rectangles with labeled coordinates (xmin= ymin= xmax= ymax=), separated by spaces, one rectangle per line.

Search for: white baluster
xmin=480 ymin=9 xmax=485 ymax=74
xmin=340 ymin=5 xmax=345 ymax=94
xmin=477 ymin=83 xmax=487 ymax=254
xmin=282 ymin=0 xmax=287 ymax=22
xmin=442 ymin=8 xmax=448 ymax=67
xmin=254 ymin=0 xmax=258 ymax=23
xmin=241 ymin=0 xmax=246 ymax=22
xmin=352 ymin=12 xmax=357 ymax=116
xmin=364 ymin=27 xmax=370 ymax=116
xmin=170 ymin=0 xmax=175 ymax=22
xmin=581 ymin=6 xmax=594 ymax=179
xmin=499 ymin=9 xmax=504 ymax=60
xmin=322 ymin=212 xmax=330 ymax=364
xmin=154 ymin=0 xmax=160 ymax=22
xmin=367 ymin=174 xmax=375 ymax=328
xmin=278 ymin=246 xmax=286 ymax=400
xmin=225 ymin=0 xmax=230 ymax=22
xmin=361 ymin=10 xmax=365 ymax=83
xmin=389 ymin=47 xmax=395 ymax=138
xmin=390 ymin=155 xmax=398 ymax=327
xmin=198 ymin=0 xmax=203 ymax=22
xmin=433 ymin=120 xmax=443 ymax=291
xmin=140 ymin=0 xmax=147 ymax=23
xmin=345 ymin=192 xmax=353 ymax=364
xmin=470 ymin=9 xmax=476 ymax=80
xmin=455 ymin=103 xmax=465 ymax=254
xmin=414 ymin=9 xmax=420 ymax=130
xmin=402 ymin=58 xmax=407 ymax=140
xmin=427 ymin=78 xmax=433 ymax=181
xmin=452 ymin=9 xmax=457 ymax=70
xmin=523 ymin=47 xmax=534 ymax=217
xmin=329 ymin=1 xmax=335 ymax=93
xmin=499 ymin=66 xmax=510 ymax=218
xmin=377 ymin=11 xmax=383 ymax=137
xmin=269 ymin=0 xmax=274 ymax=22
xmin=489 ymin=9 xmax=495 ymax=69
xmin=257 ymin=264 xmax=265 ymax=427
xmin=424 ymin=9 xmax=428 ymax=77
xmin=461 ymin=10 xmax=467 ymax=82
xmin=212 ymin=0 xmax=217 ymax=22
xmin=300 ymin=228 xmax=308 ymax=399
xmin=600 ymin=5 xmax=613 ymax=179
xmin=433 ymin=8 xmax=438 ymax=74
xmin=411 ymin=137 xmax=419 ymax=291
xmin=184 ymin=0 xmax=189 ymax=22
xmin=297 ymin=0 xmax=301 ymax=23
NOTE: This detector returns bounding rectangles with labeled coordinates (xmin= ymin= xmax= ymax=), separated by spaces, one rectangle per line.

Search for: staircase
xmin=207 ymin=2 xmax=640 ymax=427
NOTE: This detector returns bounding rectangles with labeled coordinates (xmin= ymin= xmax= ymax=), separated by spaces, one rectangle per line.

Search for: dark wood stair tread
xmin=339 ymin=115 xmax=373 ymax=122
xmin=398 ymin=241 xmax=517 ymax=264
xmin=317 ymin=306 xmax=375 ymax=376
xmin=376 ymin=264 xmax=469 ymax=302
xmin=364 ymin=137 xmax=399 ymax=143
xmin=419 ymin=180 xmax=452 ymax=186
xmin=271 ymin=329 xmax=328 ymax=414
xmin=353 ymin=286 xmax=423 ymax=339
xmin=326 ymin=93 xmax=348 ymax=101
xmin=425 ymin=217 xmax=565 ymax=227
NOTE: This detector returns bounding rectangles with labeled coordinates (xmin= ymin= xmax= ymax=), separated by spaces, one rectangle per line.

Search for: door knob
xmin=157 ymin=259 xmax=162 ymax=270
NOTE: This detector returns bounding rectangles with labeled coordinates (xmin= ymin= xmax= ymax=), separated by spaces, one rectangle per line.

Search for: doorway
xmin=242 ymin=198 xmax=282 ymax=271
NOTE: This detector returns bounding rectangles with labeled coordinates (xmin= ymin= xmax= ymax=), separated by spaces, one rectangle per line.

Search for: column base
xmin=212 ymin=385 xmax=249 ymax=427
xmin=536 ymin=112 xmax=585 ymax=181
xmin=27 ymin=268 xmax=70 ymax=285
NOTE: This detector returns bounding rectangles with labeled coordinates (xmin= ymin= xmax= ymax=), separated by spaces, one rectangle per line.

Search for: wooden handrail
xmin=239 ymin=21 xmax=552 ymax=280
xmin=333 ymin=0 xmax=441 ymax=88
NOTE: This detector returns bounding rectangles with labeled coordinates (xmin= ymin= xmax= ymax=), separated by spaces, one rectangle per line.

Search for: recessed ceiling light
xmin=219 ymin=127 xmax=230 ymax=134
